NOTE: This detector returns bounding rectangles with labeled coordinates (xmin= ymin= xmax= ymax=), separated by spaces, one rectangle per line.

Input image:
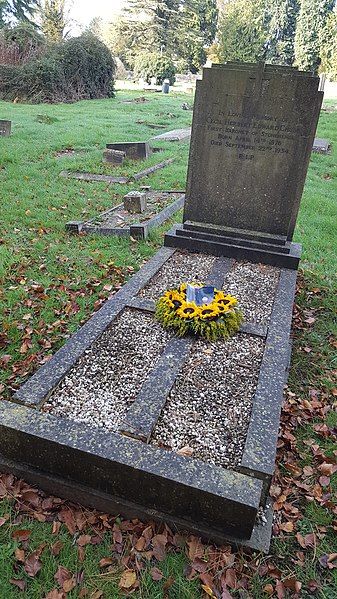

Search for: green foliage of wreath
xmin=155 ymin=283 xmax=243 ymax=342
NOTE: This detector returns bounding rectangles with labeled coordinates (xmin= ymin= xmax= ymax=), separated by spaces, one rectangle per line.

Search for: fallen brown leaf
xmin=119 ymin=569 xmax=137 ymax=589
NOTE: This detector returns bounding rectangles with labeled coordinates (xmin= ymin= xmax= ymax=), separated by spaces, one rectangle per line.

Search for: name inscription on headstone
xmin=207 ymin=111 xmax=297 ymax=160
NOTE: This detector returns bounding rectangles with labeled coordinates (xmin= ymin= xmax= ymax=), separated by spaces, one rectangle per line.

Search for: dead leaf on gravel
xmin=177 ymin=445 xmax=194 ymax=457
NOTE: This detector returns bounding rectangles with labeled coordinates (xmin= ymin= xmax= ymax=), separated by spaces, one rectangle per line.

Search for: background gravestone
xmin=106 ymin=141 xmax=151 ymax=160
xmin=165 ymin=63 xmax=323 ymax=268
xmin=0 ymin=120 xmax=11 ymax=137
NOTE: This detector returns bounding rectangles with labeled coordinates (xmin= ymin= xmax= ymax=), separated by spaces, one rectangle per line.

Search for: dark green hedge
xmin=0 ymin=33 xmax=116 ymax=103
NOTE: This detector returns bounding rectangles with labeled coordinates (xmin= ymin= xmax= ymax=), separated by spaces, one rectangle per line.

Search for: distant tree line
xmin=214 ymin=0 xmax=336 ymax=76
xmin=1 ymin=0 xmax=337 ymax=104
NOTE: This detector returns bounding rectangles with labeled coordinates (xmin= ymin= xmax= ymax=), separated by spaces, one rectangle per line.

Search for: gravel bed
xmin=222 ymin=261 xmax=279 ymax=326
xmin=151 ymin=334 xmax=264 ymax=469
xmin=138 ymin=251 xmax=216 ymax=300
xmin=43 ymin=309 xmax=171 ymax=431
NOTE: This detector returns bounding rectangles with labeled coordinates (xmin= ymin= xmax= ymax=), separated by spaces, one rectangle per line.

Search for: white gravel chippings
xmin=43 ymin=309 xmax=171 ymax=430
xmin=151 ymin=334 xmax=265 ymax=469
xmin=138 ymin=250 xmax=216 ymax=300
xmin=222 ymin=261 xmax=279 ymax=326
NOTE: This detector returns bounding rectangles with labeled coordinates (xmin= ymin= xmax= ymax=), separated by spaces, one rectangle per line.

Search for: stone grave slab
xmin=106 ymin=141 xmax=151 ymax=160
xmin=152 ymin=128 xmax=191 ymax=142
xmin=312 ymin=137 xmax=331 ymax=154
xmin=0 ymin=120 xmax=11 ymax=136
xmin=1 ymin=248 xmax=297 ymax=551
xmin=66 ymin=191 xmax=184 ymax=239
xmin=60 ymin=159 xmax=174 ymax=186
xmin=165 ymin=63 xmax=323 ymax=268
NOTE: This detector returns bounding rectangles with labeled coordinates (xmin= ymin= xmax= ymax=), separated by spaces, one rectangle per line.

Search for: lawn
xmin=0 ymin=89 xmax=336 ymax=598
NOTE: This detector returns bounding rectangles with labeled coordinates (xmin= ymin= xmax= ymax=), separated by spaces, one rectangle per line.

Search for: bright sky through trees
xmin=69 ymin=0 xmax=126 ymax=31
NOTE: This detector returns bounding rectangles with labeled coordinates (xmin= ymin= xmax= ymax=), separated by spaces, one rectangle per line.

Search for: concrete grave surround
xmin=66 ymin=191 xmax=185 ymax=240
xmin=165 ymin=63 xmax=323 ymax=268
xmin=0 ymin=120 xmax=11 ymax=136
xmin=0 ymin=247 xmax=297 ymax=551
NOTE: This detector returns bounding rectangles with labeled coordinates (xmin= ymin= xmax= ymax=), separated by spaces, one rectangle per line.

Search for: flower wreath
xmin=155 ymin=282 xmax=243 ymax=341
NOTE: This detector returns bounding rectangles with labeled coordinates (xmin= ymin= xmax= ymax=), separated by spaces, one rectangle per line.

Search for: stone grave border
xmin=66 ymin=193 xmax=185 ymax=240
xmin=60 ymin=158 xmax=174 ymax=186
xmin=0 ymin=247 xmax=297 ymax=551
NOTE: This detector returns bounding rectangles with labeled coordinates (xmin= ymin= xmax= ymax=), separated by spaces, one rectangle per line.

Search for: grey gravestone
xmin=165 ymin=63 xmax=323 ymax=268
xmin=103 ymin=149 xmax=126 ymax=164
xmin=106 ymin=141 xmax=151 ymax=160
xmin=123 ymin=191 xmax=147 ymax=213
xmin=312 ymin=137 xmax=331 ymax=154
xmin=0 ymin=120 xmax=11 ymax=137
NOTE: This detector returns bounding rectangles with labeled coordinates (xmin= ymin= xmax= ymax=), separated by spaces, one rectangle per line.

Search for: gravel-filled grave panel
xmin=138 ymin=250 xmax=216 ymax=300
xmin=43 ymin=309 xmax=171 ymax=431
xmin=151 ymin=334 xmax=264 ymax=468
xmin=221 ymin=261 xmax=280 ymax=326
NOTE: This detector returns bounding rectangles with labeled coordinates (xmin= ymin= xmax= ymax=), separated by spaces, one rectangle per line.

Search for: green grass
xmin=0 ymin=91 xmax=337 ymax=597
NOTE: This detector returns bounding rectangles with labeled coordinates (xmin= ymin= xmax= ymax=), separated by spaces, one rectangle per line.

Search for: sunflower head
xmin=198 ymin=305 xmax=220 ymax=320
xmin=176 ymin=302 xmax=200 ymax=319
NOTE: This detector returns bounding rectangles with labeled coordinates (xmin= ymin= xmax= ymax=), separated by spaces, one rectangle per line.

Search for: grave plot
xmin=0 ymin=62 xmax=321 ymax=555
xmin=0 ymin=248 xmax=296 ymax=552
xmin=66 ymin=191 xmax=185 ymax=239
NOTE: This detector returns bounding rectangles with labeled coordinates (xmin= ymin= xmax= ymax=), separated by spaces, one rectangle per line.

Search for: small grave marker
xmin=106 ymin=141 xmax=151 ymax=160
xmin=123 ymin=191 xmax=147 ymax=213
xmin=312 ymin=137 xmax=331 ymax=154
xmin=103 ymin=148 xmax=126 ymax=164
xmin=0 ymin=120 xmax=11 ymax=136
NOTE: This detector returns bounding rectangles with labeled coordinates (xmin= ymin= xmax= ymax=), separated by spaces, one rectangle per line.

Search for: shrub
xmin=134 ymin=51 xmax=176 ymax=85
xmin=0 ymin=33 xmax=116 ymax=103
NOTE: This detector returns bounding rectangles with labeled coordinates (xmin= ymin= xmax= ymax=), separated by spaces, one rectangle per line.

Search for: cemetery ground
xmin=0 ymin=89 xmax=336 ymax=598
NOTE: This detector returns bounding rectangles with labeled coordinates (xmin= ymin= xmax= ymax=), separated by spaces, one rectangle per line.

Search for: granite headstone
xmin=165 ymin=62 xmax=323 ymax=268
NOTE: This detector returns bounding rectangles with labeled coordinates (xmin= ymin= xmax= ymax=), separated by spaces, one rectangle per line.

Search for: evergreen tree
xmin=177 ymin=0 xmax=218 ymax=72
xmin=126 ymin=0 xmax=180 ymax=54
xmin=40 ymin=0 xmax=68 ymax=42
xmin=0 ymin=0 xmax=38 ymax=26
xmin=216 ymin=0 xmax=267 ymax=63
xmin=265 ymin=0 xmax=299 ymax=65
xmin=294 ymin=0 xmax=335 ymax=72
